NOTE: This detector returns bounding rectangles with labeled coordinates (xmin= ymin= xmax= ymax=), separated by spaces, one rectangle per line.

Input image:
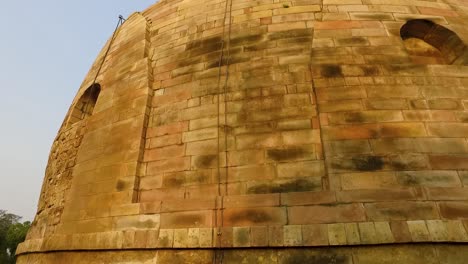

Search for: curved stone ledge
xmin=17 ymin=219 xmax=468 ymax=255
xmin=20 ymin=188 xmax=468 ymax=256
xmin=16 ymin=244 xmax=468 ymax=264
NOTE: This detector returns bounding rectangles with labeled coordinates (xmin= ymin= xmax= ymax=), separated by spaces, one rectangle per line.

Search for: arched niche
xmin=68 ymin=83 xmax=101 ymax=125
xmin=400 ymin=19 xmax=468 ymax=65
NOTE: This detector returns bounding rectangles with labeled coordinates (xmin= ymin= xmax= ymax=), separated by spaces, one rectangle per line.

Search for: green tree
xmin=0 ymin=210 xmax=30 ymax=264
xmin=6 ymin=221 xmax=31 ymax=262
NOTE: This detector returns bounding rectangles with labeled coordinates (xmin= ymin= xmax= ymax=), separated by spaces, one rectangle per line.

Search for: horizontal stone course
xmin=16 ymin=219 xmax=468 ymax=253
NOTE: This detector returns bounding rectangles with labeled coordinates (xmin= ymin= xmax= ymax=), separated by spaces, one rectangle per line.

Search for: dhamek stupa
xmin=17 ymin=0 xmax=468 ymax=263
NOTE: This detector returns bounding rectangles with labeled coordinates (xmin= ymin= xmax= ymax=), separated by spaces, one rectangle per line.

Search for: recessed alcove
xmin=400 ymin=19 xmax=468 ymax=65
xmin=68 ymin=83 xmax=101 ymax=125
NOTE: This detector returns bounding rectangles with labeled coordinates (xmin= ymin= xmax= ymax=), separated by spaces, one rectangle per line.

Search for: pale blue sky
xmin=0 ymin=1 xmax=156 ymax=221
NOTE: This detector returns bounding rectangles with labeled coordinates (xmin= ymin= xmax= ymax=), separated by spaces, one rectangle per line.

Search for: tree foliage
xmin=0 ymin=210 xmax=30 ymax=264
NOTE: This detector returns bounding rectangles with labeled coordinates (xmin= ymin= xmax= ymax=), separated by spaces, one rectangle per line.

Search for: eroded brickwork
xmin=18 ymin=0 xmax=468 ymax=262
xmin=28 ymin=122 xmax=86 ymax=240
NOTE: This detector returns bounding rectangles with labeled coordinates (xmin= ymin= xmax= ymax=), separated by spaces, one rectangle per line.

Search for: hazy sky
xmin=0 ymin=1 xmax=156 ymax=221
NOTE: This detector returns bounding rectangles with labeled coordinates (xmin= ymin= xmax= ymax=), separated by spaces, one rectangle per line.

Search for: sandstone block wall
xmin=18 ymin=0 xmax=468 ymax=263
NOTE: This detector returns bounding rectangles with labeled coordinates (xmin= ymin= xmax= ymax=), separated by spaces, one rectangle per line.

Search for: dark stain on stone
xmin=336 ymin=36 xmax=368 ymax=46
xmin=206 ymin=59 xmax=224 ymax=69
xmin=361 ymin=65 xmax=380 ymax=76
xmin=206 ymin=55 xmax=250 ymax=69
xmin=267 ymin=148 xmax=307 ymax=161
xmin=247 ymin=179 xmax=320 ymax=194
xmin=227 ymin=47 xmax=243 ymax=56
xmin=163 ymin=175 xmax=185 ymax=188
xmin=391 ymin=161 xmax=425 ymax=171
xmin=230 ymin=34 xmax=263 ymax=46
xmin=390 ymin=161 xmax=408 ymax=171
xmin=194 ymin=155 xmax=217 ymax=168
xmin=390 ymin=154 xmax=429 ymax=171
xmin=225 ymin=55 xmax=250 ymax=65
xmin=188 ymin=42 xmax=223 ymax=57
xmin=385 ymin=64 xmax=427 ymax=74
xmin=116 ymin=180 xmax=126 ymax=191
xmin=182 ymin=36 xmax=226 ymax=60
xmin=268 ymin=29 xmax=313 ymax=40
xmin=321 ymin=64 xmax=343 ymax=77
xmin=203 ymin=50 xmax=222 ymax=62
xmin=244 ymin=42 xmax=270 ymax=51
xmin=177 ymin=56 xmax=201 ymax=67
xmin=279 ymin=37 xmax=313 ymax=44
xmin=228 ymin=209 xmax=272 ymax=223
xmin=344 ymin=112 xmax=365 ymax=123
xmin=285 ymin=252 xmax=349 ymax=264
xmin=186 ymin=36 xmax=222 ymax=50
xmin=398 ymin=174 xmax=420 ymax=186
xmin=352 ymin=156 xmax=384 ymax=171
xmin=268 ymin=47 xmax=305 ymax=56
xmin=202 ymin=47 xmax=243 ymax=65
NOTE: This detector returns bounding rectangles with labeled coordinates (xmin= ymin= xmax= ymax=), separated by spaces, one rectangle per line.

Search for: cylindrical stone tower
xmin=18 ymin=0 xmax=468 ymax=263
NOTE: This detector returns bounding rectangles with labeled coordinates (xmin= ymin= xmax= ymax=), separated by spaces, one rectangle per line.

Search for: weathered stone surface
xmin=19 ymin=0 xmax=468 ymax=262
xmin=15 ymin=244 xmax=468 ymax=263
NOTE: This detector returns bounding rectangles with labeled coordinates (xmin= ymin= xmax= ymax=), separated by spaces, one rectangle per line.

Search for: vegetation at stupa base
xmin=0 ymin=210 xmax=30 ymax=264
